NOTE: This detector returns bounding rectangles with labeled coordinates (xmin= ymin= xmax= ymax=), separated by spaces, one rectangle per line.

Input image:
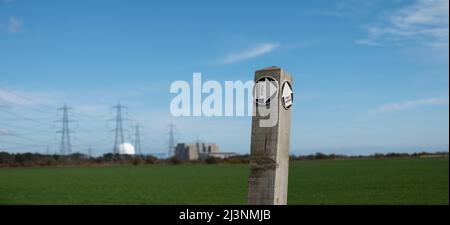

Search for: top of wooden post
xmin=255 ymin=66 xmax=281 ymax=72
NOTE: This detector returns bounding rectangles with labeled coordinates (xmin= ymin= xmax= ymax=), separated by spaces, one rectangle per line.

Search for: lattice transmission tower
xmin=167 ymin=123 xmax=176 ymax=157
xmin=55 ymin=104 xmax=75 ymax=155
xmin=133 ymin=123 xmax=142 ymax=155
xmin=109 ymin=103 xmax=128 ymax=154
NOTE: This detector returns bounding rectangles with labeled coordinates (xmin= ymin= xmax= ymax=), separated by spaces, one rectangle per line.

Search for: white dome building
xmin=118 ymin=142 xmax=135 ymax=155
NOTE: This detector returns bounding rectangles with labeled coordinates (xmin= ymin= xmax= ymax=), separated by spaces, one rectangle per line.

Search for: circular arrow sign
xmin=254 ymin=76 xmax=278 ymax=105
xmin=281 ymin=81 xmax=293 ymax=109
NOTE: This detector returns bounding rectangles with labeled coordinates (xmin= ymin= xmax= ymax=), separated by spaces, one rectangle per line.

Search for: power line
xmin=0 ymin=145 xmax=49 ymax=151
xmin=1 ymin=133 xmax=56 ymax=145
xmin=0 ymin=122 xmax=54 ymax=133
xmin=75 ymin=112 xmax=109 ymax=119
xmin=0 ymin=87 xmax=171 ymax=155
xmin=0 ymin=107 xmax=54 ymax=128
xmin=71 ymin=141 xmax=110 ymax=147
xmin=0 ymin=97 xmax=55 ymax=115
xmin=0 ymin=86 xmax=55 ymax=110
xmin=0 ymin=116 xmax=55 ymax=121
xmin=0 ymin=139 xmax=50 ymax=148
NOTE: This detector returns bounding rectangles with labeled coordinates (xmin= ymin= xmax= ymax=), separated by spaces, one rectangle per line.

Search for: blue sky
xmin=0 ymin=0 xmax=448 ymax=156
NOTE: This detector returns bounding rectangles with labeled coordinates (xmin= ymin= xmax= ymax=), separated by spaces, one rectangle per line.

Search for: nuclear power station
xmin=175 ymin=141 xmax=238 ymax=161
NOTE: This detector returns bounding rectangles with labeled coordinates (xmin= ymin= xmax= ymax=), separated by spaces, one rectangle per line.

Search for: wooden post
xmin=247 ymin=66 xmax=293 ymax=205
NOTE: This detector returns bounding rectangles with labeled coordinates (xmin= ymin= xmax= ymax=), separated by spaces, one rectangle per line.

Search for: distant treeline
xmin=0 ymin=151 xmax=448 ymax=167
xmin=289 ymin=151 xmax=449 ymax=161
xmin=0 ymin=152 xmax=158 ymax=167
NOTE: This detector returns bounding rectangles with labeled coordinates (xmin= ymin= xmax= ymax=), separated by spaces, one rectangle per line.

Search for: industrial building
xmin=175 ymin=142 xmax=238 ymax=161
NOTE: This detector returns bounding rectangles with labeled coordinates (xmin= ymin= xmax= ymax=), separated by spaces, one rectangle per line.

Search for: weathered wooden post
xmin=247 ymin=66 xmax=293 ymax=205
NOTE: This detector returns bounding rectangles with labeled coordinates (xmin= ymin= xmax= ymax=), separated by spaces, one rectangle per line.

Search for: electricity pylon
xmin=55 ymin=104 xmax=75 ymax=155
xmin=87 ymin=146 xmax=92 ymax=158
xmin=168 ymin=123 xmax=176 ymax=157
xmin=109 ymin=103 xmax=128 ymax=154
xmin=133 ymin=123 xmax=142 ymax=155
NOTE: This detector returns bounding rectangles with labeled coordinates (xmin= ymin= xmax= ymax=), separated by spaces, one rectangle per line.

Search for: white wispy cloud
xmin=371 ymin=97 xmax=449 ymax=114
xmin=357 ymin=0 xmax=449 ymax=48
xmin=7 ymin=16 xmax=21 ymax=33
xmin=0 ymin=0 xmax=15 ymax=4
xmin=0 ymin=89 xmax=38 ymax=107
xmin=0 ymin=128 xmax=11 ymax=136
xmin=313 ymin=0 xmax=377 ymax=17
xmin=0 ymin=16 xmax=22 ymax=33
xmin=218 ymin=43 xmax=279 ymax=64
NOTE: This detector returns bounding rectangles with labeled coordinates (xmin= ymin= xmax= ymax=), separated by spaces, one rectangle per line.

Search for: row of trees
xmin=289 ymin=151 xmax=449 ymax=161
xmin=0 ymin=152 xmax=160 ymax=167
xmin=0 ymin=151 xmax=447 ymax=167
xmin=0 ymin=151 xmax=251 ymax=167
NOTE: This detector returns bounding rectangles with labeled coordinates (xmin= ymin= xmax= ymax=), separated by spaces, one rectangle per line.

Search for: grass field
xmin=0 ymin=157 xmax=448 ymax=204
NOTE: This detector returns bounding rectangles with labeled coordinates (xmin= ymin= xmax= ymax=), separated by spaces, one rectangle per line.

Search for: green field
xmin=0 ymin=157 xmax=448 ymax=204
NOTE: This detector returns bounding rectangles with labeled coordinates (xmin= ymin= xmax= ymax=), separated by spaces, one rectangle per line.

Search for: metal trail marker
xmin=247 ymin=66 xmax=293 ymax=205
